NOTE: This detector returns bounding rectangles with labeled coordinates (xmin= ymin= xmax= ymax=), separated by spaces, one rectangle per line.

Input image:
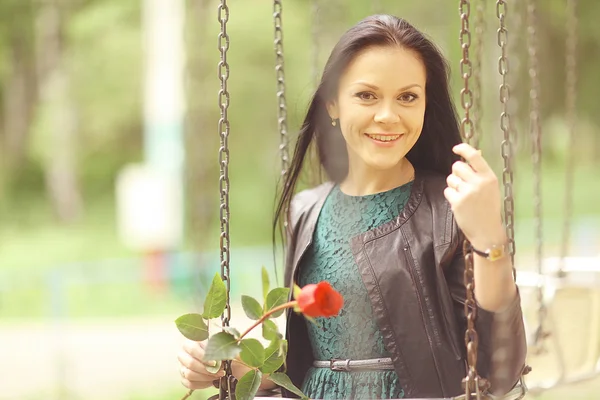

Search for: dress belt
xmin=313 ymin=357 xmax=395 ymax=372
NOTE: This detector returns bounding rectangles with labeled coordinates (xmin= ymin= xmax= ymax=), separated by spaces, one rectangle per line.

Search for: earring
xmin=331 ymin=118 xmax=337 ymax=127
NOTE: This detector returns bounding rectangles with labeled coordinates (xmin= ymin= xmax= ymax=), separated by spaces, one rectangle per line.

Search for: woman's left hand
xmin=444 ymin=143 xmax=506 ymax=248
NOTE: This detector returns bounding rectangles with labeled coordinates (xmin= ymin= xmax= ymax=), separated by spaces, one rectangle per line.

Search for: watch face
xmin=489 ymin=247 xmax=505 ymax=261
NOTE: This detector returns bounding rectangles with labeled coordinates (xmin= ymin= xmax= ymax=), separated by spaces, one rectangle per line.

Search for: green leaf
xmin=262 ymin=266 xmax=270 ymax=301
xmin=222 ymin=326 xmax=241 ymax=339
xmin=235 ymin=369 xmax=263 ymax=400
xmin=205 ymin=360 xmax=221 ymax=374
xmin=241 ymin=295 xmax=263 ymax=320
xmin=293 ymin=283 xmax=302 ymax=300
xmin=278 ymin=339 xmax=288 ymax=358
xmin=203 ymin=332 xmax=241 ymax=361
xmin=175 ymin=313 xmax=209 ymax=341
xmin=202 ymin=273 xmax=227 ymax=319
xmin=260 ymin=339 xmax=286 ymax=374
xmin=262 ymin=319 xmax=282 ymax=341
xmin=265 ymin=287 xmax=290 ymax=318
xmin=239 ymin=338 xmax=265 ymax=368
xmin=268 ymin=372 xmax=308 ymax=399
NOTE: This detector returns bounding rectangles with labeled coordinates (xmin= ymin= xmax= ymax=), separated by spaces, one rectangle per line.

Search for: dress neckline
xmin=335 ymin=180 xmax=414 ymax=201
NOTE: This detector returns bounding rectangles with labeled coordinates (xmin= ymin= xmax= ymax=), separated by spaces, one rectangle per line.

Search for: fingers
xmin=178 ymin=351 xmax=205 ymax=373
xmin=180 ymin=363 xmax=225 ymax=382
xmin=178 ymin=350 xmax=221 ymax=373
xmin=452 ymin=161 xmax=476 ymax=182
xmin=452 ymin=143 xmax=490 ymax=174
xmin=450 ymin=144 xmax=499 ymax=193
xmin=446 ymin=174 xmax=464 ymax=192
xmin=178 ymin=350 xmax=224 ymax=390
xmin=443 ymin=186 xmax=460 ymax=204
xmin=182 ymin=339 xmax=213 ymax=365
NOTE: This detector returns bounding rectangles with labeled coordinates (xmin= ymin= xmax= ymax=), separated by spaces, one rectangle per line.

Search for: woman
xmin=178 ymin=15 xmax=527 ymax=399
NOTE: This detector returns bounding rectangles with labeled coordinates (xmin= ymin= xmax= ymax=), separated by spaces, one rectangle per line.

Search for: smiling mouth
xmin=365 ymin=133 xmax=402 ymax=142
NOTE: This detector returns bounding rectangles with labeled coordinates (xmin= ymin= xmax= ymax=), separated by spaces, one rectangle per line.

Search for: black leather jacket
xmin=282 ymin=169 xmax=527 ymax=398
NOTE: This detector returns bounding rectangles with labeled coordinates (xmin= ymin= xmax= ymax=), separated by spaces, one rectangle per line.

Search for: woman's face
xmin=327 ymin=45 xmax=427 ymax=173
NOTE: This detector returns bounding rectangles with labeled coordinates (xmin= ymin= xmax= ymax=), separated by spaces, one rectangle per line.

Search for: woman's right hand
xmin=178 ymin=338 xmax=225 ymax=390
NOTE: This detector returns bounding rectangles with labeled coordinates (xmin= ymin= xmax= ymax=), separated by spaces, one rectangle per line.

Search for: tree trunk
xmin=36 ymin=0 xmax=83 ymax=223
xmin=0 ymin=4 xmax=38 ymax=203
xmin=3 ymin=34 xmax=37 ymax=170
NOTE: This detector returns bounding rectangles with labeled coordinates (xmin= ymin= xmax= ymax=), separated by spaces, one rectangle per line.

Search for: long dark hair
xmin=274 ymin=15 xmax=462 ymax=247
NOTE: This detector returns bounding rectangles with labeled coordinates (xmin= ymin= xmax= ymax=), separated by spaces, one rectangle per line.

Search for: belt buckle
xmin=330 ymin=358 xmax=351 ymax=372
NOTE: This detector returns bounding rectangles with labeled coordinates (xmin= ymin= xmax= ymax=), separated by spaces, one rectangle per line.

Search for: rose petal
xmin=297 ymin=284 xmax=317 ymax=313
xmin=297 ymin=282 xmax=344 ymax=318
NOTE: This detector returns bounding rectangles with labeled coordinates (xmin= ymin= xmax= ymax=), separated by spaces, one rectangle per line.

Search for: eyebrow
xmin=352 ymin=81 xmax=423 ymax=91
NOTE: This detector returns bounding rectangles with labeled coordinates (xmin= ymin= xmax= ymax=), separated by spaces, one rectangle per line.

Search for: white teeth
xmin=367 ymin=134 xmax=400 ymax=142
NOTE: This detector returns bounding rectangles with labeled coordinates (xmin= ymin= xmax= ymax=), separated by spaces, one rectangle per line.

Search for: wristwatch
xmin=470 ymin=242 xmax=508 ymax=262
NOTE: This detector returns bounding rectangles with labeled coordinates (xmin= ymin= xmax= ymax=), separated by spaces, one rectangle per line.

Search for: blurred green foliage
xmin=1 ymin=4 xmax=599 ymax=400
xmin=0 ymin=0 xmax=599 ymax=266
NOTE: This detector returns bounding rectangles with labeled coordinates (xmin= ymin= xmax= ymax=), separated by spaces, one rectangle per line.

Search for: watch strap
xmin=469 ymin=242 xmax=507 ymax=261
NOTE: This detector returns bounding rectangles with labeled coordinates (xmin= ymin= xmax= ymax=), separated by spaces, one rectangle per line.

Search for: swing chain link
xmin=560 ymin=0 xmax=578 ymax=275
xmin=217 ymin=1 xmax=234 ymax=398
xmin=459 ymin=0 xmax=474 ymax=143
xmin=472 ymin=0 xmax=486 ymax=149
xmin=526 ymin=0 xmax=550 ymax=356
xmin=497 ymin=0 xmax=516 ymax=273
xmin=274 ymin=0 xmax=290 ymax=180
xmin=491 ymin=1 xmax=527 ymax=387
xmin=459 ymin=2 xmax=489 ymax=398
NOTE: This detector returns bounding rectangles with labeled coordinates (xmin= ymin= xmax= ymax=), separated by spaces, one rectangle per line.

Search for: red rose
xmin=297 ymin=281 xmax=344 ymax=318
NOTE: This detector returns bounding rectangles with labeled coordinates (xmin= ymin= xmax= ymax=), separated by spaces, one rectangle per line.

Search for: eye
xmin=355 ymin=91 xmax=376 ymax=101
xmin=399 ymin=93 xmax=418 ymax=103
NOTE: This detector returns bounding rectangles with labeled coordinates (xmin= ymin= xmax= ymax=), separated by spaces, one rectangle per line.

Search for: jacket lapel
xmin=285 ymin=181 xmax=335 ymax=292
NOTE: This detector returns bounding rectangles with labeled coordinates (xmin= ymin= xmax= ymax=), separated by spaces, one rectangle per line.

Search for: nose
xmin=373 ymin=102 xmax=400 ymax=125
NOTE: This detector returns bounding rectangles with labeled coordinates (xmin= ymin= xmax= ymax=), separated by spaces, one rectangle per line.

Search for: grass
xmin=0 ymin=157 xmax=598 ymax=319
xmin=0 ymin=246 xmax=279 ymax=319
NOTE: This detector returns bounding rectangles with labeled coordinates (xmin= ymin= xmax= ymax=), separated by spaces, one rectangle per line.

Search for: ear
xmin=326 ymin=100 xmax=339 ymax=120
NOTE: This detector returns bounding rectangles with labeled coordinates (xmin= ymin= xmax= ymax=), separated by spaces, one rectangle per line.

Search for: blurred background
xmin=0 ymin=0 xmax=599 ymax=399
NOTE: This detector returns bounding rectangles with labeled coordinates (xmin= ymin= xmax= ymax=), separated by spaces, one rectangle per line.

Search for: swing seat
xmin=516 ymin=255 xmax=600 ymax=393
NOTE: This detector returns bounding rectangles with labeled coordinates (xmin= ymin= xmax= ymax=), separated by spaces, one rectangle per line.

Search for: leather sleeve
xmin=283 ymin=194 xmax=301 ymax=289
xmin=445 ymin=229 xmax=528 ymax=396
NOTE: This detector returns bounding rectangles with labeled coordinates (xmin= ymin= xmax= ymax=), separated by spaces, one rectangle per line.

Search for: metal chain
xmin=497 ymin=0 xmax=516 ymax=274
xmin=472 ymin=0 xmax=486 ymax=149
xmin=492 ymin=1 xmax=532 ymax=388
xmin=274 ymin=0 xmax=290 ymax=186
xmin=507 ymin=1 xmax=523 ymax=154
xmin=274 ymin=0 xmax=289 ymax=287
xmin=217 ymin=1 xmax=233 ymax=398
xmin=459 ymin=2 xmax=488 ymax=398
xmin=526 ymin=0 xmax=548 ymax=356
xmin=560 ymin=0 xmax=578 ymax=275
xmin=459 ymin=0 xmax=474 ymax=144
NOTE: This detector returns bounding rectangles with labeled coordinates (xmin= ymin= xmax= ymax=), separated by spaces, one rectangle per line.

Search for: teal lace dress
xmin=298 ymin=182 xmax=413 ymax=399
